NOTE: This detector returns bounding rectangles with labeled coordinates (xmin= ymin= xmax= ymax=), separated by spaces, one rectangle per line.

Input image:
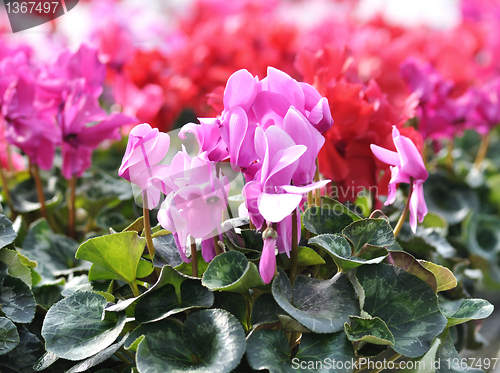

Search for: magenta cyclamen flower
xmin=2 ymin=71 xmax=61 ymax=170
xmin=472 ymin=78 xmax=500 ymax=135
xmin=370 ymin=126 xmax=428 ymax=233
xmin=119 ymin=123 xmax=170 ymax=209
xmin=60 ymin=79 xmax=136 ymax=179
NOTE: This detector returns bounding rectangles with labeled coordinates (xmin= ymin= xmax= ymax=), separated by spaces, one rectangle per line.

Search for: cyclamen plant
xmin=23 ymin=67 xmax=492 ymax=373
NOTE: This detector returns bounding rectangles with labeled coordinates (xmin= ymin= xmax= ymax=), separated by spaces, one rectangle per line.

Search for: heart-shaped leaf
xmin=272 ymin=269 xmax=359 ymax=333
xmin=76 ymin=231 xmax=146 ymax=286
xmin=356 ymin=264 xmax=447 ymax=358
xmin=309 ymin=234 xmax=386 ymax=272
xmin=344 ymin=316 xmax=395 ymax=346
xmin=136 ymin=309 xmax=245 ymax=373
xmin=439 ymin=298 xmax=494 ymax=327
xmin=0 ymin=275 xmax=35 ymax=323
xmin=135 ymin=279 xmax=213 ymax=324
xmin=342 ymin=219 xmax=395 ymax=254
xmin=303 ymin=206 xmax=353 ymax=235
xmin=42 ymin=292 xmax=126 ymax=360
xmin=246 ymin=329 xmax=355 ymax=373
xmin=21 ymin=220 xmax=81 ymax=286
xmin=0 ymin=316 xmax=19 ymax=355
xmin=202 ymin=251 xmax=265 ymax=292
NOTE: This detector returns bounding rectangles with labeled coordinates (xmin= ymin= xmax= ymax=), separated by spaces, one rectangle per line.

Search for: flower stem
xmin=68 ymin=175 xmax=77 ymax=239
xmin=290 ymin=209 xmax=299 ymax=284
xmin=393 ymin=180 xmax=414 ymax=238
xmin=190 ymin=236 xmax=198 ymax=277
xmin=474 ymin=132 xmax=491 ymax=168
xmin=314 ymin=158 xmax=321 ymax=206
xmin=142 ymin=194 xmax=156 ymax=261
xmin=31 ymin=161 xmax=48 ymax=221
xmin=213 ymin=230 xmax=222 ymax=256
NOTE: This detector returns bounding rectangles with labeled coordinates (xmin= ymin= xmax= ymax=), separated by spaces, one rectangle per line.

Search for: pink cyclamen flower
xmin=2 ymin=71 xmax=61 ymax=170
xmin=118 ymin=123 xmax=170 ymax=209
xmin=370 ymin=126 xmax=428 ymax=233
xmin=154 ymin=151 xmax=230 ymax=263
xmin=60 ymin=79 xmax=137 ymax=179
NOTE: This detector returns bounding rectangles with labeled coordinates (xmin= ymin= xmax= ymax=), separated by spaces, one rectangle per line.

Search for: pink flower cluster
xmin=119 ymin=67 xmax=333 ymax=283
xmin=0 ymin=43 xmax=136 ymax=178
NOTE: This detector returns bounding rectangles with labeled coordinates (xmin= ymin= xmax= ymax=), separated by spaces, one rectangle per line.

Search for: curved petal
xmin=370 ymin=144 xmax=400 ymax=166
xmin=258 ymin=193 xmax=302 ymax=222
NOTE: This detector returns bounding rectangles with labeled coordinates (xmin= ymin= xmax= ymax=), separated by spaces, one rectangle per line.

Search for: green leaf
xmin=439 ymin=298 xmax=494 ymax=327
xmin=435 ymin=331 xmax=483 ymax=373
xmin=11 ymin=177 xmax=61 ymax=213
xmin=174 ymin=250 xmax=209 ymax=277
xmin=135 ymin=279 xmax=214 ymax=324
xmin=0 ymin=215 xmax=17 ymax=248
xmin=123 ymin=216 xmax=144 ymax=233
xmin=41 ymin=292 xmax=126 ymax=360
xmin=356 ymin=263 xmax=447 ymax=358
xmin=399 ymin=336 xmax=442 ymax=373
xmin=251 ymin=293 xmax=283 ymax=328
xmin=75 ymin=170 xmax=132 ymax=218
xmin=76 ymin=231 xmax=146 ymax=286
xmin=464 ymin=214 xmax=500 ymax=260
xmin=33 ymin=351 xmax=59 ymax=372
xmin=246 ymin=329 xmax=355 ymax=373
xmin=0 ymin=326 xmax=44 ymax=373
xmin=137 ymin=259 xmax=154 ymax=279
xmin=309 ymin=234 xmax=386 ymax=272
xmin=21 ymin=220 xmax=81 ymax=286
xmin=302 ymin=206 xmax=353 ymax=235
xmin=136 ymin=309 xmax=246 ymax=373
xmin=202 ymin=251 xmax=265 ymax=292
xmin=66 ymin=336 xmax=127 ymax=373
xmin=344 ymin=316 xmax=395 ymax=346
xmin=272 ymin=269 xmax=359 ymax=333
xmin=213 ymin=292 xmax=248 ymax=329
xmin=318 ymin=197 xmax=363 ymax=221
xmin=152 ymin=234 xmax=182 ymax=268
xmin=386 ymin=251 xmax=438 ymax=292
xmin=424 ymin=174 xmax=478 ymax=225
xmin=342 ymin=218 xmax=395 ymax=254
xmin=278 ymin=315 xmax=310 ymax=333
xmin=0 ymin=275 xmax=36 ymax=323
xmin=0 ymin=248 xmax=32 ymax=287
xmin=0 ymin=316 xmax=19 ymax=355
xmin=397 ymin=228 xmax=456 ymax=258
xmin=419 ymin=261 xmax=457 ymax=292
